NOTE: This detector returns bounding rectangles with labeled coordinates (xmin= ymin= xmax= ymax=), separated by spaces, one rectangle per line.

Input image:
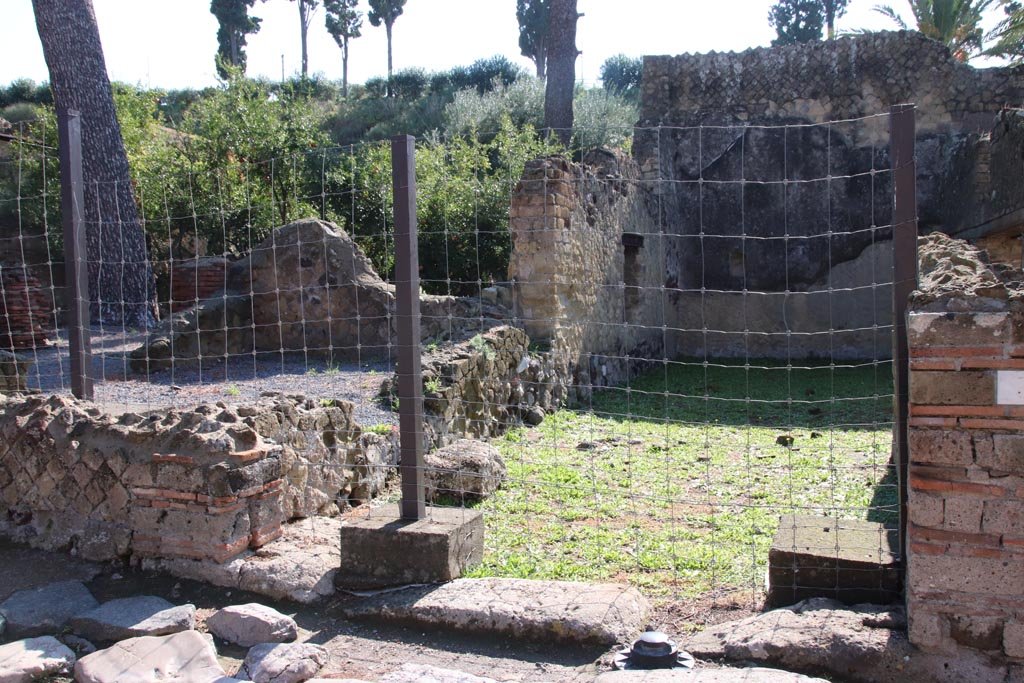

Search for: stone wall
xmin=633 ymin=32 xmax=1022 ymax=360
xmin=508 ymin=150 xmax=664 ymax=386
xmin=416 ymin=326 xmax=569 ymax=449
xmin=0 ymin=392 xmax=392 ymax=563
xmin=905 ymin=235 xmax=1024 ymax=664
xmin=169 ymin=256 xmax=230 ymax=312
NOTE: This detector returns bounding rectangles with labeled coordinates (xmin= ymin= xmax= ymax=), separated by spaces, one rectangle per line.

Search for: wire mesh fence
xmin=0 ymin=109 xmax=912 ymax=622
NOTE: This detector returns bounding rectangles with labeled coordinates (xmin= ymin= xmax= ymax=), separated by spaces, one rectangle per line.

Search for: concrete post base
xmin=336 ymin=505 xmax=484 ymax=589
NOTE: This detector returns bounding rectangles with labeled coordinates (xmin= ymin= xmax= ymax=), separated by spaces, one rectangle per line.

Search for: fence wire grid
xmin=0 ymin=111 xmax=911 ymax=622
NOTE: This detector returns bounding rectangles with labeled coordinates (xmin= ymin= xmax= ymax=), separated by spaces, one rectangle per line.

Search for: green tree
xmin=986 ymin=1 xmax=1023 ymax=63
xmin=324 ymin=0 xmax=361 ymax=96
xmin=769 ymin=0 xmax=825 ymax=45
xmin=210 ymin=0 xmax=262 ymax=78
xmin=290 ymin=0 xmax=320 ymax=76
xmin=600 ymin=54 xmax=642 ymax=100
xmin=516 ymin=0 xmax=549 ymax=78
xmin=368 ymin=0 xmax=407 ymax=88
xmin=823 ymin=0 xmax=851 ymax=38
xmin=874 ymin=0 xmax=997 ymax=61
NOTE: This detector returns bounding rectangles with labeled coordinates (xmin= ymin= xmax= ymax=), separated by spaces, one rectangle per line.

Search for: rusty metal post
xmin=392 ymin=135 xmax=425 ymax=520
xmin=58 ymin=110 xmax=93 ymax=400
xmin=890 ymin=104 xmax=917 ymax=565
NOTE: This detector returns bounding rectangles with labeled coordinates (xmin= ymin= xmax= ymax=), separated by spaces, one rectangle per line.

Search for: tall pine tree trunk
xmin=544 ymin=0 xmax=578 ymax=146
xmin=32 ymin=0 xmax=155 ymax=328
xmin=385 ymin=22 xmax=394 ymax=96
xmin=299 ymin=1 xmax=309 ymax=76
xmin=342 ymin=39 xmax=350 ymax=97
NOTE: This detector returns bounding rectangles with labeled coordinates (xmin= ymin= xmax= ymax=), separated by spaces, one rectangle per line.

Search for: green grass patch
xmin=465 ymin=359 xmax=897 ymax=602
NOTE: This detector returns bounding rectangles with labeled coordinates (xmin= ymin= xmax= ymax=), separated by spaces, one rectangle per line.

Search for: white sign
xmin=997 ymin=371 xmax=1024 ymax=405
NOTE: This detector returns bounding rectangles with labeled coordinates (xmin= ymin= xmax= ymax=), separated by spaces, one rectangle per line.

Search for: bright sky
xmin=0 ymin=0 xmax=1010 ymax=90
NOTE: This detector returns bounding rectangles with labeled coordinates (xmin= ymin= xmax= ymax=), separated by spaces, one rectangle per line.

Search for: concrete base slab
xmin=766 ymin=514 xmax=901 ymax=607
xmin=342 ymin=578 xmax=650 ymax=646
xmin=141 ymin=517 xmax=341 ymax=604
xmin=336 ymin=505 xmax=483 ymax=589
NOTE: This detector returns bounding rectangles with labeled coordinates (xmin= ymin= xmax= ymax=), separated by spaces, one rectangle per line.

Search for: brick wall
xmin=169 ymin=256 xmax=230 ymax=312
xmin=907 ymin=305 xmax=1024 ymax=662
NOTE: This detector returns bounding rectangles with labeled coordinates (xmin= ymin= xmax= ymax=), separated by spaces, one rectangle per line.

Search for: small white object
xmin=997 ymin=370 xmax=1024 ymax=404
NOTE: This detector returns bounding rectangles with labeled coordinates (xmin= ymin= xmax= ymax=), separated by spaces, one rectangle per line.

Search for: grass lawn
xmin=465 ymin=359 xmax=897 ymax=608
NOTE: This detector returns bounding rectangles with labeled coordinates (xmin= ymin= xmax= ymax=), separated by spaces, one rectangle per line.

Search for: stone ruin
xmin=130 ymin=218 xmax=508 ymax=373
xmin=0 ymin=391 xmax=394 ymax=563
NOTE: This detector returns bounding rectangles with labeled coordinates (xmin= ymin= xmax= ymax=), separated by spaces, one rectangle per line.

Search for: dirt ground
xmin=0 ymin=542 xmax=611 ymax=682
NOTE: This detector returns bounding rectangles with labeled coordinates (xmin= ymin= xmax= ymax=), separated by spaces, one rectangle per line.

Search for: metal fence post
xmin=57 ymin=110 xmax=93 ymax=401
xmin=392 ymin=135 xmax=425 ymax=520
xmin=890 ymin=104 xmax=917 ymax=565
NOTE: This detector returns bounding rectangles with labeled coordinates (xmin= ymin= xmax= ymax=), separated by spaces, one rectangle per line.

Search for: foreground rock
xmin=594 ymin=668 xmax=829 ymax=682
xmin=69 ymin=596 xmax=195 ymax=642
xmin=142 ymin=517 xmax=341 ymax=603
xmin=343 ymin=578 xmax=649 ymax=646
xmin=206 ymin=603 xmax=297 ymax=647
xmin=0 ymin=636 xmax=76 ymax=682
xmin=74 ymin=630 xmax=235 ymax=683
xmin=424 ymin=439 xmax=506 ymax=502
xmin=685 ymin=598 xmax=1010 ymax=683
xmin=380 ymin=663 xmax=498 ymax=683
xmin=0 ymin=580 xmax=98 ymax=638
xmin=242 ymin=642 xmax=328 ymax=683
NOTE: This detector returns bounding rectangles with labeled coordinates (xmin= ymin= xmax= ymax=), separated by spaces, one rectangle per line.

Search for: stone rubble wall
xmin=906 ymin=236 xmax=1024 ymax=664
xmin=416 ymin=326 xmax=569 ymax=449
xmin=640 ymin=31 xmax=1022 ymax=143
xmin=508 ymin=151 xmax=664 ymax=388
xmin=0 ymin=392 xmax=391 ymax=564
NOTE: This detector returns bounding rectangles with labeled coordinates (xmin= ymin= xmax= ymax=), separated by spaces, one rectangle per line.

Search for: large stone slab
xmin=0 ymin=580 xmax=99 ymax=638
xmin=336 ymin=505 xmax=483 ymax=589
xmin=342 ymin=578 xmax=650 ymax=646
xmin=0 ymin=636 xmax=76 ymax=683
xmin=684 ymin=598 xmax=1009 ymax=683
xmin=69 ymin=596 xmax=195 ymax=642
xmin=594 ymin=669 xmax=829 ymax=682
xmin=424 ymin=440 xmax=506 ymax=502
xmin=74 ymin=630 xmax=235 ymax=683
xmin=242 ymin=642 xmax=328 ymax=683
xmin=206 ymin=603 xmax=297 ymax=647
xmin=767 ymin=515 xmax=901 ymax=607
xmin=380 ymin=663 xmax=497 ymax=683
xmin=142 ymin=517 xmax=341 ymax=604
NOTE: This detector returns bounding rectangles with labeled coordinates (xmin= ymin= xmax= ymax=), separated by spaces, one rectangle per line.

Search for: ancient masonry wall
xmin=508 ymin=151 xmax=664 ymax=388
xmin=0 ymin=393 xmax=393 ymax=563
xmin=417 ymin=326 xmax=567 ymax=449
xmin=906 ymin=302 xmax=1024 ymax=662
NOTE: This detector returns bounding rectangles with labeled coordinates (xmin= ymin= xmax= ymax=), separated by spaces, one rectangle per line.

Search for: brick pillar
xmin=508 ymin=157 xmax=575 ymax=342
xmin=906 ymin=307 xmax=1024 ymax=661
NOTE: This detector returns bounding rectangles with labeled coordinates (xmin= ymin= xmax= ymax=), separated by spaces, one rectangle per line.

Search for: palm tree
xmin=874 ymin=0 xmax=997 ymax=61
xmin=985 ymin=1 xmax=1023 ymax=63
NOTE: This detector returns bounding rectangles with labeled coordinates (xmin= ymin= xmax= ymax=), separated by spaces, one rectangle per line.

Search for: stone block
xmin=908 ymin=311 xmax=1010 ymax=347
xmin=909 ymin=428 xmax=974 ymax=466
xmin=910 ymin=555 xmax=1024 ymax=597
xmin=984 ymin=434 xmax=1024 ymax=474
xmin=949 ymin=614 xmax=1005 ymax=652
xmin=911 ymin=371 xmax=995 ymax=406
xmin=908 ymin=610 xmax=952 ymax=653
xmin=766 ymin=515 xmax=901 ymax=607
xmin=336 ymin=504 xmax=483 ymax=589
xmin=943 ymin=496 xmax=984 ymax=532
xmin=908 ymin=490 xmax=944 ymax=527
xmin=1006 ymin=620 xmax=1024 ymax=658
xmin=982 ymin=499 xmax=1024 ymax=536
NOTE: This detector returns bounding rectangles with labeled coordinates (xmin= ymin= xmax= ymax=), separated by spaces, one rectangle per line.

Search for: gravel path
xmin=22 ymin=327 xmax=398 ymax=426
